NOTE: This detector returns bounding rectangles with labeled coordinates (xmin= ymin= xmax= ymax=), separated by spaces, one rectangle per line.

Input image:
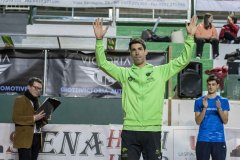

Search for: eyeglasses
xmin=32 ymin=85 xmax=42 ymax=91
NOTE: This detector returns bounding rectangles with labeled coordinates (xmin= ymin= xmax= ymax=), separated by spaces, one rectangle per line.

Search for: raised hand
xmin=216 ymin=99 xmax=221 ymax=110
xmin=202 ymin=96 xmax=208 ymax=109
xmin=93 ymin=18 xmax=109 ymax=39
xmin=186 ymin=16 xmax=198 ymax=36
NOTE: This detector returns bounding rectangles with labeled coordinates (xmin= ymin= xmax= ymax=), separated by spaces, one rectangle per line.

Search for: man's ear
xmin=217 ymin=83 xmax=220 ymax=89
xmin=145 ymin=50 xmax=148 ymax=56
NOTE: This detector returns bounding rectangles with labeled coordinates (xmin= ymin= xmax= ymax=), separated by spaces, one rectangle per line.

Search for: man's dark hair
xmin=129 ymin=38 xmax=146 ymax=50
xmin=207 ymin=75 xmax=220 ymax=84
xmin=28 ymin=77 xmax=42 ymax=86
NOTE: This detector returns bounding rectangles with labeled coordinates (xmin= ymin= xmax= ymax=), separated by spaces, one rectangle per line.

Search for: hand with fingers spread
xmin=93 ymin=18 xmax=109 ymax=40
xmin=186 ymin=16 xmax=198 ymax=36
xmin=34 ymin=110 xmax=46 ymax=122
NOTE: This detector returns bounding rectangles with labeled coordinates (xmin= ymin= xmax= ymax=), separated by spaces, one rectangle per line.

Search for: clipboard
xmin=36 ymin=97 xmax=61 ymax=119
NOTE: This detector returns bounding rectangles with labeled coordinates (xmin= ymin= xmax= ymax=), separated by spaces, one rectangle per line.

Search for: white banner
xmin=196 ymin=0 xmax=240 ymax=12
xmin=1 ymin=124 xmax=240 ymax=160
xmin=0 ymin=0 xmax=189 ymax=10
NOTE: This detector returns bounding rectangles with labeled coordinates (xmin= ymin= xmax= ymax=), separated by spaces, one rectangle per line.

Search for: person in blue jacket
xmin=194 ymin=75 xmax=230 ymax=160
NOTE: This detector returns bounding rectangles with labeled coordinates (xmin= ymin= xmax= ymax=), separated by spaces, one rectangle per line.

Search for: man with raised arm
xmin=93 ymin=16 xmax=197 ymax=160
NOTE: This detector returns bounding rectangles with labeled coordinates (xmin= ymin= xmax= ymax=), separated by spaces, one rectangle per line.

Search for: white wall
xmin=165 ymin=99 xmax=240 ymax=128
xmin=27 ymin=24 xmax=116 ymax=37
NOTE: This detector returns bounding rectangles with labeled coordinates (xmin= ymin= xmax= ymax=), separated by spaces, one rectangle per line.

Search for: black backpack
xmin=141 ymin=29 xmax=171 ymax=42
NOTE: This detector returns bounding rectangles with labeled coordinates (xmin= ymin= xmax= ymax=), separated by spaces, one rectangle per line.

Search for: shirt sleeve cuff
xmin=96 ymin=39 xmax=103 ymax=45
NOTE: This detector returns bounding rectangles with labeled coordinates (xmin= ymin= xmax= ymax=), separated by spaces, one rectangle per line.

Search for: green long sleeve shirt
xmin=95 ymin=36 xmax=194 ymax=131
